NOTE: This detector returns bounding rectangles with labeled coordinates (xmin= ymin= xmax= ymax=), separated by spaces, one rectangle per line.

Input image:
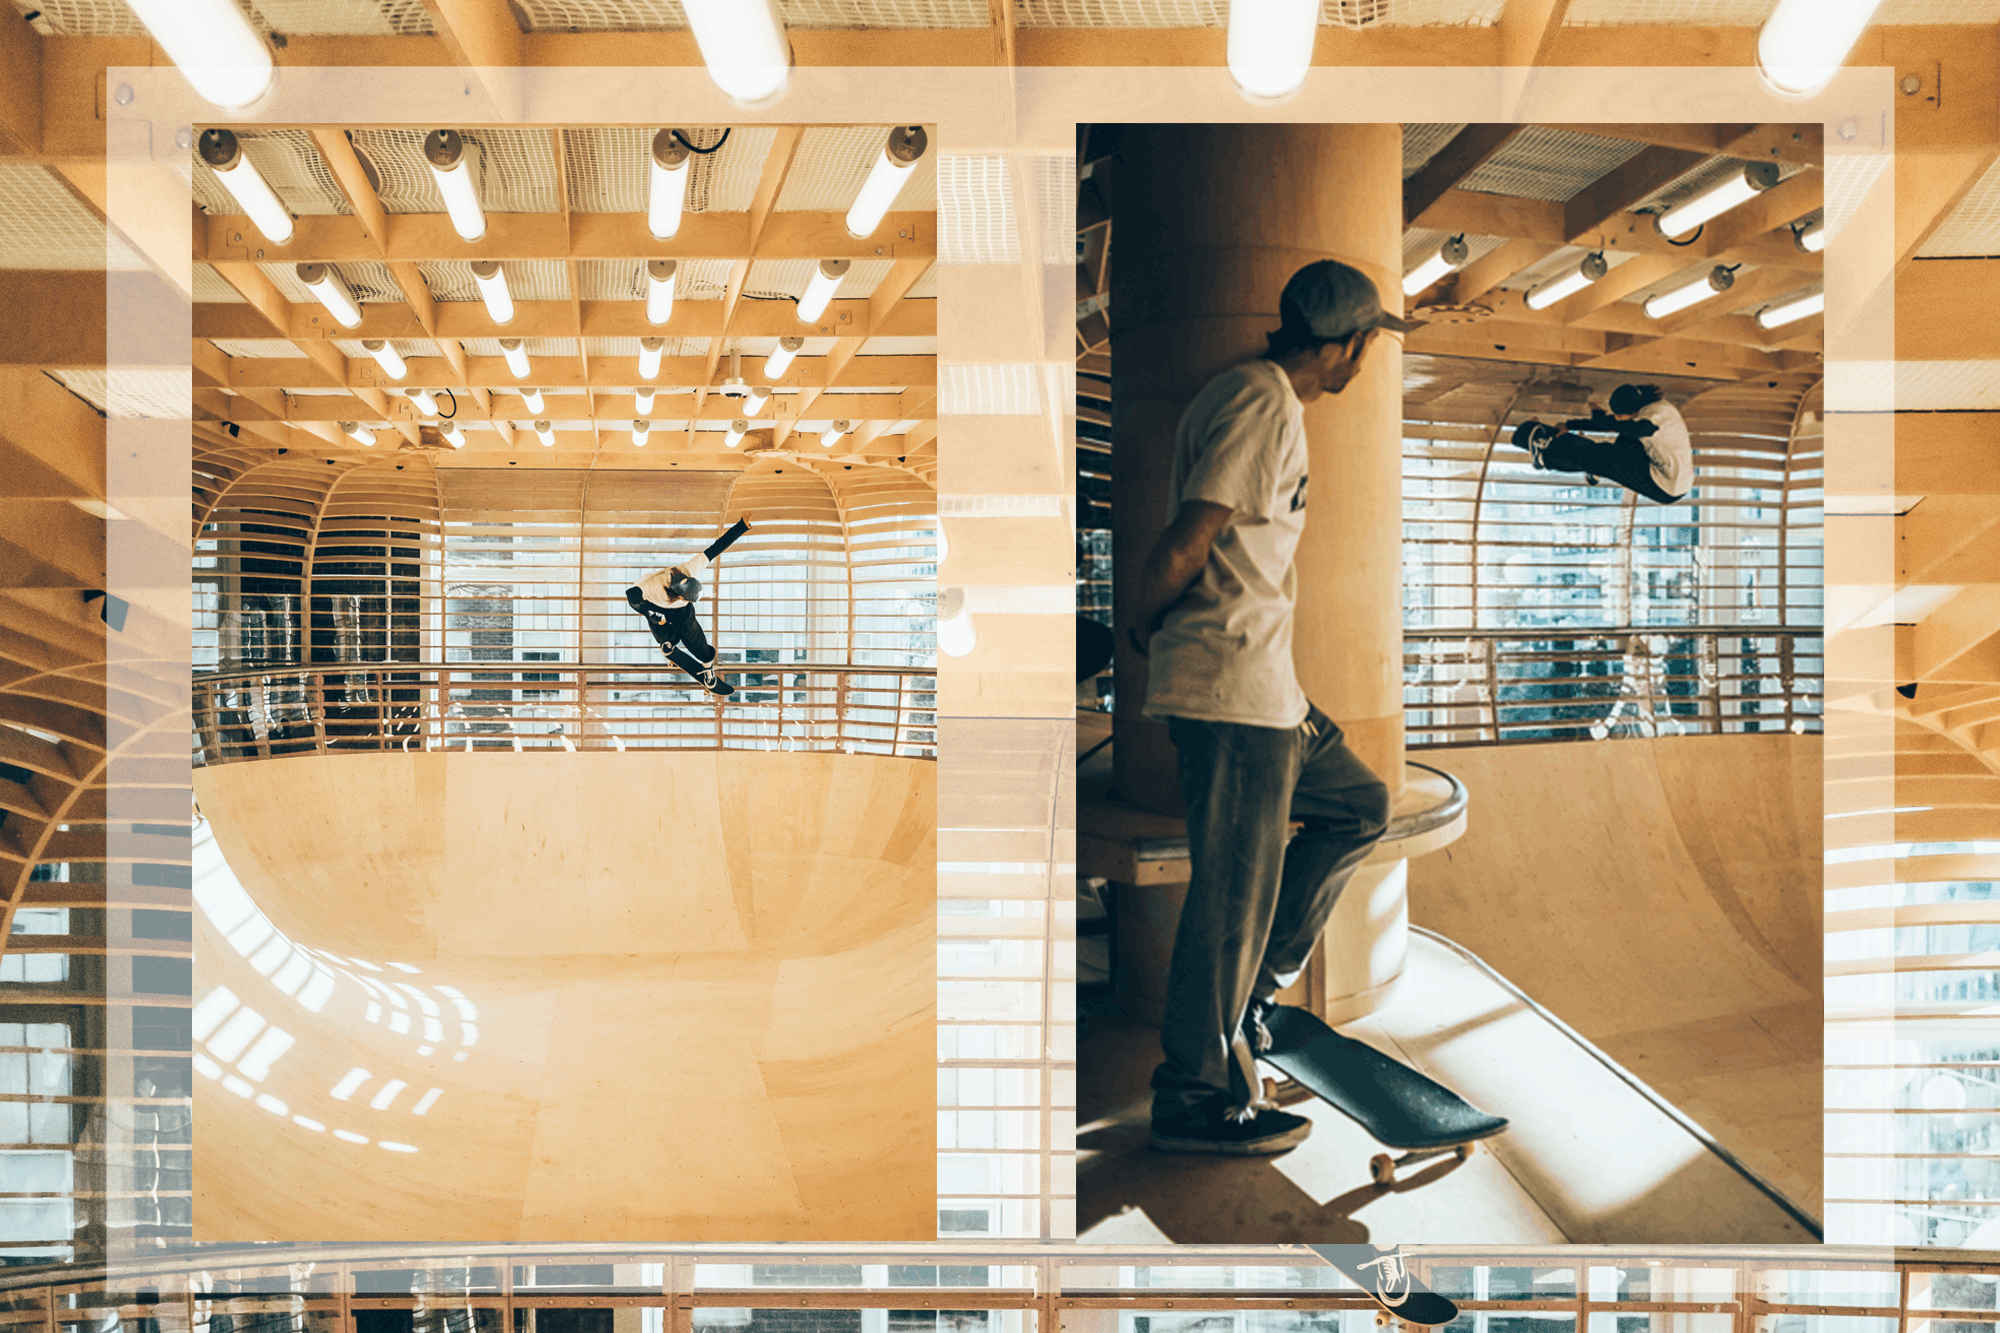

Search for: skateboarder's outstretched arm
xmin=703 ymin=513 xmax=753 ymax=562
xmin=1127 ymin=500 xmax=1232 ymax=657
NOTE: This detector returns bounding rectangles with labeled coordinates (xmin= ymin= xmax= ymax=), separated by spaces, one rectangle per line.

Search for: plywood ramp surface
xmin=192 ymin=751 xmax=935 ymax=1242
xmin=1406 ymin=734 xmax=1822 ymax=1218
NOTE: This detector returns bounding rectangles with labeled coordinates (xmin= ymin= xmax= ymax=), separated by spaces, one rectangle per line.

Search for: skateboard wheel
xmin=1373 ymin=1314 xmax=1389 ymax=1328
xmin=1262 ymin=1077 xmax=1278 ymax=1103
xmin=1369 ymin=1153 xmax=1395 ymax=1187
xmin=1456 ymin=1143 xmax=1474 ymax=1162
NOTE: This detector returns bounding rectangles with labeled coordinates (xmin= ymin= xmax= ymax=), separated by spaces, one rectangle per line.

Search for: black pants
xmin=1534 ymin=431 xmax=1682 ymax=505
xmin=646 ymin=605 xmax=715 ymax=681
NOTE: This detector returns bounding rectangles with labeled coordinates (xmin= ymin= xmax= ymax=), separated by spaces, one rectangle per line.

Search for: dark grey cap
xmin=1279 ymin=259 xmax=1411 ymax=340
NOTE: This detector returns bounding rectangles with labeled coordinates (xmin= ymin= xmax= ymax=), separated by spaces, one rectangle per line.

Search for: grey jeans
xmin=1152 ymin=704 xmax=1392 ymax=1117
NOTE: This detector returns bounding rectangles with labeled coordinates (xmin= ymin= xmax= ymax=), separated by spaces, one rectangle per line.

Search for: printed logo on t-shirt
xmin=1290 ymin=475 xmax=1309 ymax=513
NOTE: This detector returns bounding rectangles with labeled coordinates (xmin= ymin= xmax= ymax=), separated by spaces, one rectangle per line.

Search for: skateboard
xmin=1253 ymin=1004 xmax=1508 ymax=1186
xmin=1309 ymin=1246 xmax=1459 ymax=1328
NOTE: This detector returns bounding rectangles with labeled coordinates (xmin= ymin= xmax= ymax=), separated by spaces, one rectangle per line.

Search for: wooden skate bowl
xmin=1405 ymin=732 xmax=1822 ymax=1219
xmin=191 ymin=750 xmax=936 ymax=1241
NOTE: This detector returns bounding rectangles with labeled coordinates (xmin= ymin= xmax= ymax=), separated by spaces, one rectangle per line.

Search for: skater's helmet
xmin=1609 ymin=383 xmax=1663 ymax=415
xmin=667 ymin=569 xmax=703 ymax=604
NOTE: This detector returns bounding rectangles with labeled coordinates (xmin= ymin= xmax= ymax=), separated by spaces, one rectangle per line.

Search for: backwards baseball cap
xmin=1279 ymin=259 xmax=1412 ymax=341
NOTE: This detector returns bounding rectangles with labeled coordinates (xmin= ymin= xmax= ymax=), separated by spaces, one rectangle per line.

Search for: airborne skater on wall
xmin=1508 ymin=383 xmax=1694 ymax=504
xmin=627 ymin=513 xmax=753 ymax=698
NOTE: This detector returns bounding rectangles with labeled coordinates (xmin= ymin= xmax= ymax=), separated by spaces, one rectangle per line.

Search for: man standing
xmin=627 ymin=513 xmax=752 ymax=697
xmin=1125 ymin=260 xmax=1398 ymax=1155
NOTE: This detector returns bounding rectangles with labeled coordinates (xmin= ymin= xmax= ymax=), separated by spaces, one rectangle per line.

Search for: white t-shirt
xmin=632 ymin=552 xmax=711 ymax=610
xmin=1143 ymin=358 xmax=1312 ymax=730
xmin=1638 ymin=400 xmax=1693 ymax=497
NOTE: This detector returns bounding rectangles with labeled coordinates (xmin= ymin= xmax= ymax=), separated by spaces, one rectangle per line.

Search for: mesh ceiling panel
xmin=1014 ymin=0 xmax=1496 ymax=23
xmin=905 ymin=265 xmax=940 ymax=298
xmin=514 ymin=0 xmax=683 ymax=30
xmin=55 ymin=369 xmax=192 ymax=419
xmin=193 ymin=129 xmax=353 ymax=220
xmin=194 ymin=265 xmax=247 ymax=303
xmin=785 ymin=0 xmax=988 ymax=22
xmin=1400 ymin=227 xmax=1508 ymax=269
xmin=1403 ymin=123 xmax=1466 ymax=179
xmin=1036 ymin=154 xmax=1075 ymax=264
xmin=253 ymin=0 xmax=434 ymax=33
xmin=940 ymin=364 xmax=1040 ymax=414
xmin=560 ymin=126 xmax=763 ymax=213
xmin=775 ymin=126 xmax=939 ymax=212
xmin=938 ymin=156 xmax=1019 ymax=264
xmin=459 ymin=337 xmax=579 ymax=357
xmin=574 ymin=257 xmax=735 ymax=301
xmin=1459 ymin=126 xmax=1648 ymax=201
xmin=0 ymin=165 xmax=147 ymax=269
xmin=1828 ymin=361 xmax=2000 ymax=413
xmin=745 ymin=257 xmax=897 ymax=300
xmin=6 ymin=0 xmax=147 ymax=34
xmin=858 ymin=337 xmax=937 ymax=354
xmin=583 ymin=336 xmax=712 ymax=356
xmin=209 ymin=339 xmax=308 ymax=358
xmin=348 ymin=129 xmax=561 ymax=215
xmin=261 ymin=258 xmax=403 ymax=304
xmin=417 ymin=258 xmax=571 ymax=302
xmin=1879 ymin=0 xmax=2000 ymax=15
xmin=332 ymin=337 xmax=433 ymax=357
xmin=1823 ymin=152 xmax=1890 ymax=243
xmin=1630 ymin=155 xmax=1810 ymax=214
xmin=1920 ymin=153 xmax=2000 ymax=257
xmin=1563 ymin=0 xmax=1771 ymax=19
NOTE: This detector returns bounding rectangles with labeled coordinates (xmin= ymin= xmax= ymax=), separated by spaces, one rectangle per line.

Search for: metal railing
xmin=192 ymin=662 xmax=938 ymax=765
xmin=1404 ymin=626 xmax=1822 ymax=746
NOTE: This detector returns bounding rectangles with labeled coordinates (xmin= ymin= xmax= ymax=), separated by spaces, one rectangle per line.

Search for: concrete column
xmin=1110 ymin=123 xmax=1406 ymax=810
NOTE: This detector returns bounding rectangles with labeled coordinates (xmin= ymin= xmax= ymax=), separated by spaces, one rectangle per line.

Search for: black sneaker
xmin=1510 ymin=420 xmax=1554 ymax=469
xmin=699 ymin=667 xmax=735 ymax=698
xmin=1151 ymin=1098 xmax=1311 ymax=1156
xmin=1245 ymin=998 xmax=1276 ymax=1054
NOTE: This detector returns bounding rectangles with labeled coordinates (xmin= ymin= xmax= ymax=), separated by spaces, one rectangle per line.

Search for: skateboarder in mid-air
xmin=627 ymin=513 xmax=752 ymax=698
xmin=1125 ymin=259 xmax=1398 ymax=1155
xmin=1509 ymin=383 xmax=1693 ymax=504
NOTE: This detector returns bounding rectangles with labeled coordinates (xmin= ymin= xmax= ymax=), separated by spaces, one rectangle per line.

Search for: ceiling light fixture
xmin=471 ymin=260 xmax=514 ymax=325
xmin=744 ymin=387 xmax=769 ymax=417
xmin=764 ymin=335 xmax=804 ymax=379
xmin=632 ymin=419 xmax=650 ymax=447
xmin=1524 ymin=253 xmax=1608 ymax=311
xmin=638 ymin=337 xmax=665 ymax=381
xmin=499 ymin=338 xmax=531 ymax=380
xmin=406 ymin=386 xmax=438 ymax=415
xmin=198 ymin=130 xmax=291 ymax=243
xmin=362 ymin=339 xmax=407 ymax=380
xmin=937 ymin=586 xmax=976 ymax=657
xmin=124 ymin=0 xmax=273 ymax=109
xmin=821 ymin=419 xmax=849 ymax=448
xmin=797 ymin=259 xmax=849 ymax=323
xmin=724 ymin=419 xmax=747 ymax=449
xmin=297 ymin=263 xmax=362 ymax=328
xmin=1644 ymin=265 xmax=1736 ymax=320
xmin=1656 ymin=162 xmax=1781 ymax=238
xmin=635 ymin=387 xmax=656 ymax=413
xmin=423 ymin=130 xmax=488 ymax=242
xmin=441 ymin=422 xmax=465 ymax=450
xmin=1758 ymin=290 xmax=1824 ymax=328
xmin=649 ymin=130 xmax=693 ymax=240
xmin=522 ymin=387 xmax=544 ymax=413
xmin=1759 ymin=0 xmax=1884 ymax=97
xmin=1226 ymin=0 xmax=1317 ymax=102
xmin=1795 ymin=218 xmax=1826 ymax=253
xmin=682 ymin=0 xmax=791 ymax=105
xmin=846 ymin=126 xmax=929 ymax=239
xmin=1403 ymin=235 xmax=1469 ymax=297
xmin=535 ymin=420 xmax=555 ymax=447
xmin=340 ymin=421 xmax=375 ymax=447
xmin=645 ymin=259 xmax=678 ymax=326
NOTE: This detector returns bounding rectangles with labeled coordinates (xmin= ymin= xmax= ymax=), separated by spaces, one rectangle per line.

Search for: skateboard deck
xmin=1259 ymin=1004 xmax=1507 ymax=1184
xmin=1309 ymin=1246 xmax=1459 ymax=1328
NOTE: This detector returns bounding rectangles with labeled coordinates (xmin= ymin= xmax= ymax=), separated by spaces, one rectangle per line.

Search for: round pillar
xmin=1110 ymin=123 xmax=1407 ymax=810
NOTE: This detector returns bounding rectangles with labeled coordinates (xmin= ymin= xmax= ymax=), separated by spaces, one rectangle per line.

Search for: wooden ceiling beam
xmin=1403 ymin=125 xmax=1524 ymax=227
xmin=207 ymin=390 xmax=921 ymax=424
xmin=219 ymin=352 xmax=937 ymax=391
xmin=1536 ymin=123 xmax=1823 ymax=169
xmin=1499 ymin=0 xmax=1571 ymax=68
xmin=701 ymin=127 xmax=809 ymax=448
xmin=1561 ymin=145 xmax=1709 ymax=240
xmin=193 ymin=296 xmax=936 ymax=343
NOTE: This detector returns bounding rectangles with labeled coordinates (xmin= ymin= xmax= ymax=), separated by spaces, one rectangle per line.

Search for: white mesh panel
xmin=905 ymin=266 xmax=940 ymax=298
xmin=584 ymin=336 xmax=711 ymax=356
xmin=1879 ymin=0 xmax=2000 ymax=15
xmin=745 ymin=257 xmax=897 ymax=300
xmin=1563 ymin=0 xmax=1771 ymax=19
xmin=561 ymin=126 xmax=763 ymax=214
xmin=332 ymin=337 xmax=434 ymax=357
xmin=940 ymin=364 xmax=1040 ymax=415
xmin=193 ymin=129 xmax=353 ymax=221
xmin=575 ymin=257 xmax=734 ymax=301
xmin=1458 ymin=126 xmax=1647 ymax=201
xmin=775 ymin=126 xmax=939 ymax=213
xmin=1015 ymin=0 xmax=1497 ymax=24
xmin=940 ymin=494 xmax=1065 ymax=517
xmin=460 ymin=337 xmax=579 ymax=357
xmin=261 ymin=258 xmax=402 ymax=304
xmin=1402 ymin=123 xmax=1466 ymax=179
xmin=0 ymin=165 xmax=147 ymax=269
xmin=210 ymin=339 xmax=308 ymax=358
xmin=785 ymin=0 xmax=987 ymax=22
xmin=194 ymin=265 xmax=247 ymax=303
xmin=514 ymin=0 xmax=683 ymax=29
xmin=7 ymin=0 xmax=146 ymax=34
xmin=938 ymin=156 xmax=1019 ymax=264
xmin=1824 ymin=152 xmax=1890 ymax=243
xmin=1920 ymin=154 xmax=2000 ymax=257
xmin=58 ymin=369 xmax=191 ymax=418
xmin=254 ymin=0 xmax=434 ymax=34
xmin=1036 ymin=154 xmax=1074 ymax=264
xmin=348 ymin=128 xmax=560 ymax=215
xmin=1827 ymin=361 xmax=2000 ymax=413
xmin=417 ymin=258 xmax=571 ymax=302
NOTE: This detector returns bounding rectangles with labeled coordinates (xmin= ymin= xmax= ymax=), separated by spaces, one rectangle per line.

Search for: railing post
xmin=309 ymin=673 xmax=328 ymax=755
xmin=254 ymin=678 xmax=271 ymax=760
xmin=1484 ymin=636 xmax=1500 ymax=743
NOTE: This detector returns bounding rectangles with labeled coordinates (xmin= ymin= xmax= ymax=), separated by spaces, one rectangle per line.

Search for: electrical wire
xmin=673 ymin=128 xmax=731 ymax=155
